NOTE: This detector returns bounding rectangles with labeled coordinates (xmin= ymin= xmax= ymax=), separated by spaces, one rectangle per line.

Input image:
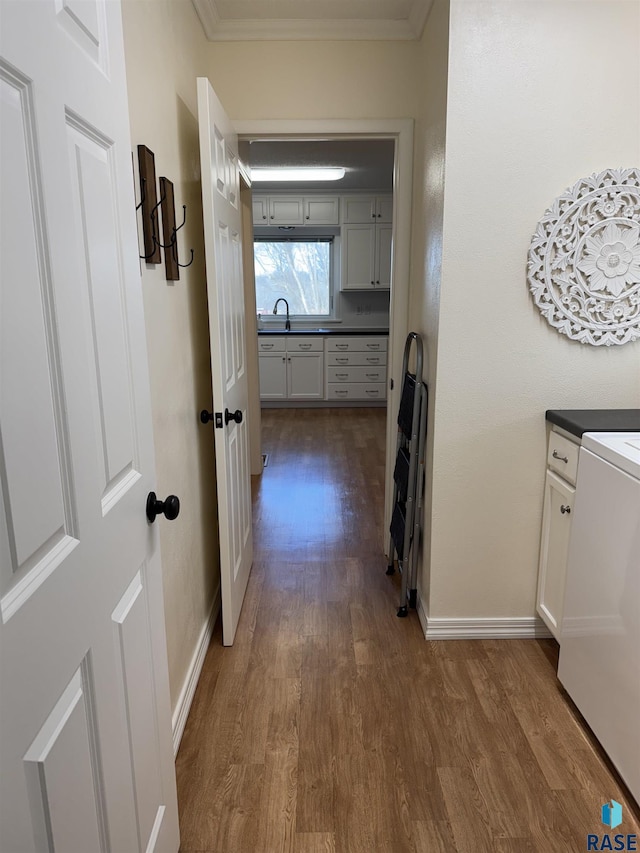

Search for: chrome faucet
xmin=273 ymin=298 xmax=291 ymax=331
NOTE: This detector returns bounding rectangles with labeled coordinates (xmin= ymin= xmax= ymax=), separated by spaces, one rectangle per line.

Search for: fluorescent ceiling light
xmin=252 ymin=168 xmax=346 ymax=182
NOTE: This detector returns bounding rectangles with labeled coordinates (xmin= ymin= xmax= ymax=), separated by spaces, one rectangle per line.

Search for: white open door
xmin=197 ymin=78 xmax=253 ymax=646
xmin=0 ymin=2 xmax=179 ymax=851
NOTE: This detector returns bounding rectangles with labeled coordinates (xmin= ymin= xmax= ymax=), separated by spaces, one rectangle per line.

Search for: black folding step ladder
xmin=386 ymin=332 xmax=428 ymax=617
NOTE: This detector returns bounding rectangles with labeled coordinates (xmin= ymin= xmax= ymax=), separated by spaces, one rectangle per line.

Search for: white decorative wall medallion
xmin=528 ymin=168 xmax=640 ymax=346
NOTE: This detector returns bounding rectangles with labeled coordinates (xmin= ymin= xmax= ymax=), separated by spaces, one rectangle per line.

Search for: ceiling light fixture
xmin=251 ymin=167 xmax=346 ymax=183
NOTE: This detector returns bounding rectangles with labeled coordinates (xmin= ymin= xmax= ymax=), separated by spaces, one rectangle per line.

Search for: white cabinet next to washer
xmin=536 ymin=428 xmax=579 ymax=640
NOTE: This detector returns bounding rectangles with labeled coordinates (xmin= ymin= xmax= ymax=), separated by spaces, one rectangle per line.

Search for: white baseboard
xmin=172 ymin=583 xmax=220 ymax=756
xmin=415 ymin=595 xmax=552 ymax=639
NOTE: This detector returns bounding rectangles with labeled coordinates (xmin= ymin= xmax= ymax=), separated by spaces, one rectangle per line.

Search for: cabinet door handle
xmin=560 ymin=504 xmax=571 ymax=514
xmin=552 ymin=450 xmax=568 ymax=463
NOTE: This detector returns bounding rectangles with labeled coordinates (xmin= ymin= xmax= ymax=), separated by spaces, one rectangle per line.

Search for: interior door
xmin=197 ymin=78 xmax=253 ymax=646
xmin=0 ymin=2 xmax=179 ymax=851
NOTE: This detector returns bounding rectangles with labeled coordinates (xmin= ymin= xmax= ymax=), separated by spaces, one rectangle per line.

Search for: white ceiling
xmin=192 ymin=0 xmax=432 ymax=41
xmin=244 ymin=139 xmax=395 ymax=191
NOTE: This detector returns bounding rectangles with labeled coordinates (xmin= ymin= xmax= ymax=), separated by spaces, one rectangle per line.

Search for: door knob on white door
xmin=146 ymin=492 xmax=180 ymax=523
xmin=225 ymin=408 xmax=243 ymax=426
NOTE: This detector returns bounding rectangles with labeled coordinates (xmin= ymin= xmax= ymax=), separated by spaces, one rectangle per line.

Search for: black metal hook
xmin=137 ymin=177 xmax=159 ymax=260
xmin=139 ymin=187 xmax=165 ymax=259
xmin=135 ymin=176 xmax=146 ymax=212
xmin=151 ymin=188 xmax=177 ymax=250
xmin=171 ymin=205 xmax=194 ymax=268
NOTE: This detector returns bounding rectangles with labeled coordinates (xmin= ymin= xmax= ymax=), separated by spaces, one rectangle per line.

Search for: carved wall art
xmin=527 ymin=168 xmax=640 ymax=346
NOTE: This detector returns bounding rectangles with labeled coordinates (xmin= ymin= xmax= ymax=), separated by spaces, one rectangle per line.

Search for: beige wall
xmin=121 ymin=0 xmax=219 ymax=713
xmin=427 ymin=0 xmax=640 ymax=621
xmin=205 ymin=40 xmax=424 ymax=121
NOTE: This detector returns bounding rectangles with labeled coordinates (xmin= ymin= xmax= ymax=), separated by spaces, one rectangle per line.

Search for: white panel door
xmin=197 ymin=78 xmax=253 ymax=646
xmin=0 ymin=2 xmax=179 ymax=851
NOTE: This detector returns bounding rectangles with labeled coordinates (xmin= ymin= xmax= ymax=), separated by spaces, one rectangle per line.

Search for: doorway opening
xmin=236 ymin=119 xmax=414 ymax=549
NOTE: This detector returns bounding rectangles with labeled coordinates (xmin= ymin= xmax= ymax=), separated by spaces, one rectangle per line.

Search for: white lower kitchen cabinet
xmin=536 ymin=428 xmax=579 ymax=640
xmin=536 ymin=470 xmax=574 ymax=639
xmin=258 ymin=336 xmax=324 ymax=401
xmin=325 ymin=336 xmax=387 ymax=401
xmin=259 ymin=334 xmax=388 ymax=404
xmin=258 ymin=353 xmax=287 ymax=400
xmin=287 ymin=353 xmax=324 ymax=399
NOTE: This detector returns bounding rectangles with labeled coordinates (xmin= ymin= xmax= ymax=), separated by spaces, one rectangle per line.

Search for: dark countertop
xmin=258 ymin=328 xmax=389 ymax=336
xmin=546 ymin=409 xmax=640 ymax=438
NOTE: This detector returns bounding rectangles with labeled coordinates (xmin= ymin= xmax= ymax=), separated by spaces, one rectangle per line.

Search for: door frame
xmin=234 ymin=118 xmax=414 ymax=544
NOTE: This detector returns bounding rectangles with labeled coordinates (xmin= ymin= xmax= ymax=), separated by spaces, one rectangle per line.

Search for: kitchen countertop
xmin=546 ymin=409 xmax=640 ymax=438
xmin=258 ymin=328 xmax=389 ymax=336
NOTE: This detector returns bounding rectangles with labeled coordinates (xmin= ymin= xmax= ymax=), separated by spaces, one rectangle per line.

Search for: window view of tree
xmin=254 ymin=239 xmax=332 ymax=316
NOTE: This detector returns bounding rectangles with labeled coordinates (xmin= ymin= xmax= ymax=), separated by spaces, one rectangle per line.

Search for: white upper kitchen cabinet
xmin=269 ymin=196 xmax=304 ymax=225
xmin=303 ymin=196 xmax=340 ymax=225
xmin=341 ymin=194 xmax=393 ymax=224
xmin=252 ymin=195 xmax=339 ymax=226
xmin=341 ymin=223 xmax=391 ymax=290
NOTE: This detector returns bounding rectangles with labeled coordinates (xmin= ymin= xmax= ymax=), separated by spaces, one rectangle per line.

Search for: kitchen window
xmin=254 ymin=237 xmax=333 ymax=318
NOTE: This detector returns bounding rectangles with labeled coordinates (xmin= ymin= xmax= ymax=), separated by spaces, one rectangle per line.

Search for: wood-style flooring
xmin=176 ymin=407 xmax=639 ymax=852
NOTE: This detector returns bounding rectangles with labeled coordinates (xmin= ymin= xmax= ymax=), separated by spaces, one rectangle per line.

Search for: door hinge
xmin=390 ymin=378 xmax=394 ymax=390
xmin=215 ymin=412 xmax=223 ymax=428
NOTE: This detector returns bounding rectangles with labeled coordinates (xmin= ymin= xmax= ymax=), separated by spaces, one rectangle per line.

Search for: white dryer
xmin=558 ymin=431 xmax=640 ymax=805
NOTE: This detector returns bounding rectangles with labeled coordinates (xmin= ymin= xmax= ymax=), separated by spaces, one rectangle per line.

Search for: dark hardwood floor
xmin=176 ymin=407 xmax=639 ymax=852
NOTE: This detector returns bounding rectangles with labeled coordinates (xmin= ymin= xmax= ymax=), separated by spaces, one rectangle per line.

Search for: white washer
xmin=558 ymin=432 xmax=640 ymax=805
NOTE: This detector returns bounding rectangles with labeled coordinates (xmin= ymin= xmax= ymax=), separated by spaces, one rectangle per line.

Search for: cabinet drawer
xmin=326 ymin=337 xmax=388 ymax=353
xmin=285 ymin=337 xmax=323 ymax=353
xmin=327 ymin=366 xmax=386 ymax=384
xmin=547 ymin=431 xmax=579 ymax=484
xmin=327 ymin=352 xmax=386 ymax=367
xmin=258 ymin=337 xmax=286 ymax=353
xmin=326 ymin=382 xmax=386 ymax=401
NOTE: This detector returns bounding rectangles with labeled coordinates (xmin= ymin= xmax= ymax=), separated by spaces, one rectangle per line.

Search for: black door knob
xmin=146 ymin=492 xmax=180 ymax=523
xmin=200 ymin=410 xmax=214 ymax=424
xmin=224 ymin=408 xmax=243 ymax=425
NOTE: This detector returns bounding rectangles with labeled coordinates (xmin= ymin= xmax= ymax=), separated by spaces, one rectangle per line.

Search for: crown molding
xmin=192 ymin=0 xmax=431 ymax=41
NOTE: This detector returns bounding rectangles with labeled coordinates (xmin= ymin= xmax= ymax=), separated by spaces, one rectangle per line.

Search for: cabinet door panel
xmin=259 ymin=354 xmax=287 ymax=399
xmin=287 ymin=353 xmax=324 ymax=399
xmin=376 ymin=196 xmax=393 ymax=222
xmin=537 ymin=470 xmax=575 ymax=640
xmin=269 ymin=197 xmax=303 ymax=224
xmin=304 ymin=197 xmax=339 ymax=225
xmin=342 ymin=196 xmax=376 ymax=224
xmin=341 ymin=225 xmax=376 ymax=290
xmin=252 ymin=196 xmax=268 ymax=224
xmin=375 ymin=224 xmax=392 ymax=289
